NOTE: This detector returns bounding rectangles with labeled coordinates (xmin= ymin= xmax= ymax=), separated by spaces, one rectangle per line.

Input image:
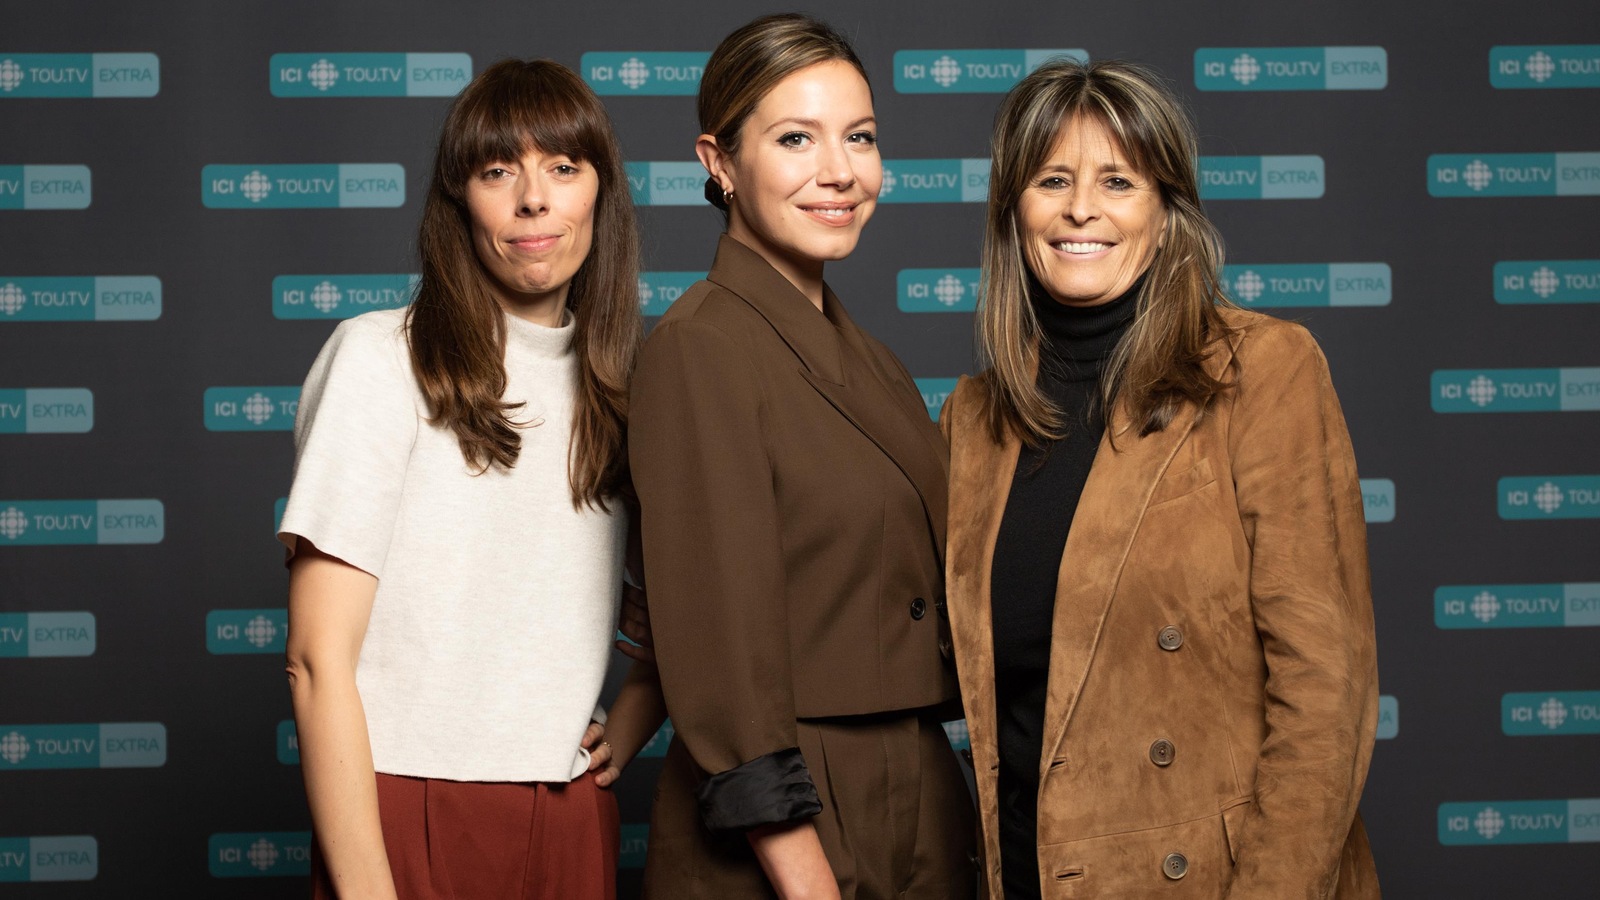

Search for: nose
xmin=517 ymin=172 xmax=548 ymax=216
xmin=1063 ymin=180 xmax=1099 ymax=225
xmin=816 ymin=140 xmax=857 ymax=191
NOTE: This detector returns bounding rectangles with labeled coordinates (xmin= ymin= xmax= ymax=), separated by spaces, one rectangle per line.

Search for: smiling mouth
xmin=1053 ymin=241 xmax=1112 ymax=254
xmin=509 ymin=235 xmax=560 ymax=252
xmin=799 ymin=203 xmax=858 ymax=226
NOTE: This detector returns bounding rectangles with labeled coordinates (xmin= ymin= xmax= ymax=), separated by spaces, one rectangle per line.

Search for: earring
xmin=722 ymin=186 xmax=734 ymax=204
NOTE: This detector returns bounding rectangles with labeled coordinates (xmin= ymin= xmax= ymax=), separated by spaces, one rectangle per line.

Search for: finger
xmin=595 ymin=764 xmax=620 ymax=789
xmin=580 ymin=722 xmax=604 ymax=749
xmin=616 ymin=639 xmax=657 ymax=664
xmin=587 ymin=742 xmax=612 ymax=772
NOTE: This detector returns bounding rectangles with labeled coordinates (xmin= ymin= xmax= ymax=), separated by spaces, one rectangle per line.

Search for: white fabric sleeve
xmin=277 ymin=315 xmax=420 ymax=578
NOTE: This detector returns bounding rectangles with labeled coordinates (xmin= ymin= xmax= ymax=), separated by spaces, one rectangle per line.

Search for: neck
xmin=496 ymin=286 xmax=568 ymax=328
xmin=727 ymin=220 xmax=825 ymax=312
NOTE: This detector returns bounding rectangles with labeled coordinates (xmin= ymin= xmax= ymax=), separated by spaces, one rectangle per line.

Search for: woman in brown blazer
xmin=941 ymin=60 xmax=1381 ymax=898
xmin=628 ymin=14 xmax=975 ymax=900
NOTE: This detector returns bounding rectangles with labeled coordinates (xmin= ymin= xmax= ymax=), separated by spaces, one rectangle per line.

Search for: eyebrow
xmin=762 ymin=115 xmax=877 ymax=133
xmin=1035 ymin=162 xmax=1133 ymax=176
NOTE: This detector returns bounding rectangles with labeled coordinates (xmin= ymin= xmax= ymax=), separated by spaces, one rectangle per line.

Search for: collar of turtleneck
xmin=502 ymin=308 xmax=575 ymax=362
xmin=1031 ymin=274 xmax=1143 ymax=383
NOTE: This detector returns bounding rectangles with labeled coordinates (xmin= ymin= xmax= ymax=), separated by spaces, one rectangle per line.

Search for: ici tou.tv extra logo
xmin=1439 ymin=799 xmax=1600 ymax=845
xmin=0 ymin=500 xmax=163 ymax=545
xmin=0 ymin=166 xmax=90 ymax=210
xmin=1495 ymin=260 xmax=1600 ymax=305
xmin=637 ymin=272 xmax=703 ymax=317
xmin=202 ymin=164 xmax=404 ymax=208
xmin=1223 ymin=263 xmax=1389 ymax=307
xmin=1200 ymin=156 xmax=1324 ymax=199
xmin=270 ymin=54 xmax=470 ymax=97
xmin=207 ymin=609 xmax=288 ymax=654
xmin=1435 ymin=583 xmax=1600 ymax=630
xmin=1500 ymin=476 xmax=1600 ymax=519
xmin=0 ymin=389 xmax=92 ymax=434
xmin=1491 ymin=45 xmax=1600 ymax=89
xmin=1504 ymin=692 xmax=1600 ymax=736
xmin=0 ymin=836 xmax=98 ymax=883
xmin=898 ymin=269 xmax=980 ymax=312
xmin=0 ymin=612 xmax=95 ymax=658
xmin=209 ymin=833 xmax=313 ymax=878
xmin=203 ymin=387 xmax=299 ymax=431
xmin=273 ymin=274 xmax=417 ymax=319
xmin=0 ymin=277 xmax=160 ymax=322
xmin=581 ymin=52 xmax=709 ymax=95
xmin=914 ymin=378 xmax=961 ymax=422
xmin=1433 ymin=368 xmax=1600 ymax=413
xmin=894 ymin=49 xmax=1087 ymax=93
xmin=1429 ymin=153 xmax=1600 ymax=197
xmin=0 ymin=723 xmax=166 ymax=769
xmin=0 ymin=53 xmax=158 ymax=98
xmin=1195 ymin=47 xmax=1386 ymax=91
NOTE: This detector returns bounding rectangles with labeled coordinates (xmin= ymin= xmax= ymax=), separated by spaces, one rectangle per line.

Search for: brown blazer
xmin=630 ymin=235 xmax=958 ymax=808
xmin=942 ymin=308 xmax=1381 ymax=899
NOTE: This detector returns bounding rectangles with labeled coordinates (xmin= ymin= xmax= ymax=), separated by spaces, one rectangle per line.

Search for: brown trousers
xmin=644 ymin=713 xmax=977 ymax=899
xmin=312 ymin=772 xmax=619 ymax=900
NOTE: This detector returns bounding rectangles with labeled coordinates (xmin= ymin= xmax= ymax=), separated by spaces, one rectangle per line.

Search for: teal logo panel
xmin=0 ymin=166 xmax=91 ymax=209
xmin=270 ymin=54 xmax=471 ymax=97
xmin=895 ymin=49 xmax=1088 ymax=93
xmin=1490 ymin=46 xmax=1600 ymax=89
xmin=581 ymin=52 xmax=709 ymax=95
xmin=0 ymin=389 xmax=92 ymax=433
xmin=0 ymin=53 xmax=158 ymax=97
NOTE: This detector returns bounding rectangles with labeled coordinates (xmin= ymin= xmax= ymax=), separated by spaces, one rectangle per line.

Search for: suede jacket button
xmin=1158 ymin=625 xmax=1183 ymax=651
xmin=1149 ymin=738 xmax=1175 ymax=766
xmin=1162 ymin=852 xmax=1188 ymax=880
xmin=910 ymin=597 xmax=927 ymax=620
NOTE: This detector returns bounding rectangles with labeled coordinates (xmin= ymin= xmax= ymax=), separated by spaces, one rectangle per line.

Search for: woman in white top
xmin=279 ymin=59 xmax=662 ymax=900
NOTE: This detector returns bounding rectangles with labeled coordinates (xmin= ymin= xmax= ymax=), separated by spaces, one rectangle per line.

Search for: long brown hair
xmin=697 ymin=13 xmax=870 ymax=210
xmin=408 ymin=58 xmax=641 ymax=508
xmin=979 ymin=58 xmax=1236 ymax=445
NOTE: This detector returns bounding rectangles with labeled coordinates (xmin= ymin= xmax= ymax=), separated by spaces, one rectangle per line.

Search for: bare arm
xmin=285 ymin=541 xmax=396 ymax=900
xmin=590 ymin=660 xmax=667 ymax=787
xmin=749 ymin=822 xmax=842 ymax=900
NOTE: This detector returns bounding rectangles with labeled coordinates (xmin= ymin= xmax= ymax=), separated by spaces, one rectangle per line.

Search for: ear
xmin=696 ymin=134 xmax=733 ymax=194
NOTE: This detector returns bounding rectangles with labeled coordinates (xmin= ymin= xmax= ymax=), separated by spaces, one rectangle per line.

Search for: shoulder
xmin=940 ymin=372 xmax=995 ymax=435
xmin=318 ymin=308 xmax=410 ymax=364
xmin=1215 ymin=307 xmax=1326 ymax=376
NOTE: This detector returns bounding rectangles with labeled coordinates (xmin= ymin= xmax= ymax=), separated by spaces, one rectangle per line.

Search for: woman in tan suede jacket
xmin=941 ymin=59 xmax=1381 ymax=898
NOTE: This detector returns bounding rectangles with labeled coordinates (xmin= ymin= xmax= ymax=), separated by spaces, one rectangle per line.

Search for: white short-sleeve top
xmin=278 ymin=307 xmax=625 ymax=783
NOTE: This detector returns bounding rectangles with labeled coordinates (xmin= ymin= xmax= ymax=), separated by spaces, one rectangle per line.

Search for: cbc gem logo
xmin=207 ymin=609 xmax=288 ymax=655
xmin=209 ymin=832 xmax=312 ymax=877
xmin=202 ymin=164 xmax=405 ymax=208
xmin=1360 ymin=479 xmax=1394 ymax=523
xmin=1503 ymin=692 xmax=1600 ymax=736
xmin=0 ymin=612 xmax=95 ymax=658
xmin=581 ymin=52 xmax=709 ymax=96
xmin=1223 ymin=264 xmax=1390 ymax=307
xmin=1490 ymin=45 xmax=1600 ymax=89
xmin=1196 ymin=47 xmax=1387 ymax=91
xmin=1495 ymin=260 xmax=1600 ymax=304
xmin=1439 ymin=799 xmax=1600 ymax=845
xmin=915 ymin=378 xmax=961 ymax=421
xmin=1433 ymin=368 xmax=1600 ymax=413
xmin=0 ymin=277 xmax=160 ymax=322
xmin=0 ymin=836 xmax=98 ymax=883
xmin=0 ymin=723 xmax=166 ymax=769
xmin=637 ymin=272 xmax=704 ymax=317
xmin=204 ymin=387 xmax=298 ymax=431
xmin=894 ymin=49 xmax=1087 ymax=93
xmin=0 ymin=52 xmax=157 ymax=97
xmin=0 ymin=389 xmax=92 ymax=433
xmin=273 ymin=274 xmax=417 ymax=319
xmin=270 ymin=53 xmax=470 ymax=97
xmin=0 ymin=500 xmax=163 ymax=545
xmin=1428 ymin=153 xmax=1600 ymax=197
xmin=899 ymin=269 xmax=980 ymax=312
xmin=1499 ymin=476 xmax=1600 ymax=519
xmin=1436 ymin=583 xmax=1600 ymax=629
xmin=0 ymin=166 xmax=90 ymax=209
xmin=1200 ymin=156 xmax=1323 ymax=199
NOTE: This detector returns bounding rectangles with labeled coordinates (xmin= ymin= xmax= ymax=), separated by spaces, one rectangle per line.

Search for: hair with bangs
xmin=978 ymin=58 xmax=1237 ymax=445
xmin=697 ymin=12 xmax=869 ymax=211
xmin=408 ymin=58 xmax=641 ymax=508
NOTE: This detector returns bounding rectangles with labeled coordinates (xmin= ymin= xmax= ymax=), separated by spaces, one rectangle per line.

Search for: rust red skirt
xmin=312 ymin=771 xmax=619 ymax=900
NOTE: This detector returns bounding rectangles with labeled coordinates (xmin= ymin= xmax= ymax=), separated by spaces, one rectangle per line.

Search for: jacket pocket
xmin=1038 ymin=811 xmax=1232 ymax=897
xmin=1146 ymin=457 xmax=1216 ymax=509
xmin=1221 ymin=798 xmax=1252 ymax=865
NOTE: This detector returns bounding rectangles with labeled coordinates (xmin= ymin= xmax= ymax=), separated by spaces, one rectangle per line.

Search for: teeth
xmin=808 ymin=208 xmax=849 ymax=217
xmin=1055 ymin=241 xmax=1109 ymax=253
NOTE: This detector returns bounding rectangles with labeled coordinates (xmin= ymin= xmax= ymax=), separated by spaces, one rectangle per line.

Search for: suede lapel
xmin=1037 ymin=338 xmax=1240 ymax=777
xmin=707 ymin=234 xmax=950 ymax=557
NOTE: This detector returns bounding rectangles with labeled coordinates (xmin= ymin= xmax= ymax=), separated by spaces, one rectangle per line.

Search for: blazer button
xmin=1149 ymin=738 xmax=1175 ymax=767
xmin=939 ymin=636 xmax=954 ymax=659
xmin=1162 ymin=852 xmax=1188 ymax=880
xmin=1157 ymin=625 xmax=1183 ymax=651
xmin=910 ymin=597 xmax=927 ymax=620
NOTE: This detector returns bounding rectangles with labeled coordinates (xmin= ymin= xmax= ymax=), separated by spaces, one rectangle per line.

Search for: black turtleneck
xmin=990 ymin=279 xmax=1139 ymax=899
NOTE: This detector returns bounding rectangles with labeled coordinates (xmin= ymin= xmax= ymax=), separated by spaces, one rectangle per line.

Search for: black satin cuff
xmin=695 ymin=747 xmax=822 ymax=833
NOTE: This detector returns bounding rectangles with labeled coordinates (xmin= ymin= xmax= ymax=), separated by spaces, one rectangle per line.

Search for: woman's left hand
xmin=582 ymin=721 xmax=622 ymax=787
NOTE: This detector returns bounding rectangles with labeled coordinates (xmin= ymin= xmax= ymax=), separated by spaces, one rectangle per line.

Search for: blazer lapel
xmin=1037 ymin=340 xmax=1240 ymax=777
xmin=709 ymin=235 xmax=950 ymax=558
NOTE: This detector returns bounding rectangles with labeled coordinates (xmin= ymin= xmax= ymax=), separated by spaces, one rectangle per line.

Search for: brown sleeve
xmin=1222 ymin=322 xmax=1379 ymax=900
xmin=628 ymin=318 xmax=820 ymax=832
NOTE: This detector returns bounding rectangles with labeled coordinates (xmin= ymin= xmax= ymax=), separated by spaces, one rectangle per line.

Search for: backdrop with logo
xmin=2 ymin=1 xmax=1596 ymax=895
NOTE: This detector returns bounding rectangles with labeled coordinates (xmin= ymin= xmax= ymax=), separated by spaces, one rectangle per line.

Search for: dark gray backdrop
xmin=2 ymin=1 xmax=1596 ymax=896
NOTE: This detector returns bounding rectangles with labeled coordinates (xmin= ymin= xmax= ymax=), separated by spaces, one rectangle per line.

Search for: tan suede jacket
xmin=942 ymin=308 xmax=1381 ymax=899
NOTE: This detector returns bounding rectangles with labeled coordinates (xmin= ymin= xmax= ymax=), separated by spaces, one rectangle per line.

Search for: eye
xmin=553 ymin=163 xmax=581 ymax=176
xmin=847 ymin=130 xmax=878 ymax=146
xmin=1037 ymin=175 xmax=1069 ymax=189
xmin=1104 ymin=175 xmax=1135 ymax=191
xmin=777 ymin=131 xmax=812 ymax=148
xmin=480 ymin=165 xmax=512 ymax=181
